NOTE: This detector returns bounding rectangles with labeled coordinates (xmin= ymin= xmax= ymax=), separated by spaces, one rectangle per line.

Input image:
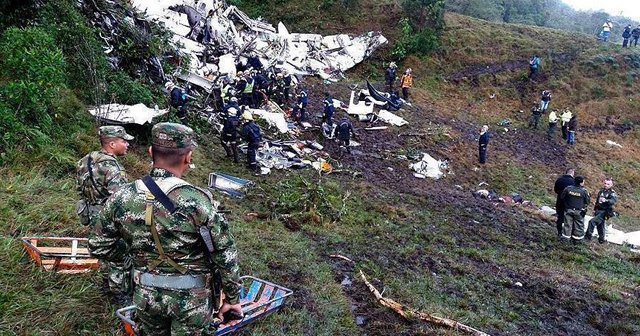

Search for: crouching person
xmin=89 ymin=123 xmax=243 ymax=335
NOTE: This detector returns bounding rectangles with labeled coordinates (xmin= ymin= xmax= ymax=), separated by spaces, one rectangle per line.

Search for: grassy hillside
xmin=2 ymin=6 xmax=640 ymax=336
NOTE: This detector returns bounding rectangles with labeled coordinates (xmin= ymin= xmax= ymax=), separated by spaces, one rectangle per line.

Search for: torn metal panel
xmin=347 ymin=91 xmax=374 ymax=115
xmin=377 ymin=110 xmax=408 ymax=126
xmin=251 ymin=108 xmax=290 ymax=134
xmin=177 ymin=72 xmax=215 ymax=92
xmin=208 ymin=172 xmax=253 ymax=198
xmin=88 ymin=103 xmax=168 ymax=125
xmin=130 ymin=0 xmax=386 ymax=81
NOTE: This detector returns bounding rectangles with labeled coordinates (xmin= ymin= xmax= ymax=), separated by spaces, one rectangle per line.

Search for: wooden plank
xmin=35 ymin=247 xmax=90 ymax=255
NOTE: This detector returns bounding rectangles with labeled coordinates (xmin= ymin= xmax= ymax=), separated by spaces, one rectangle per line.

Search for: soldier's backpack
xmin=76 ymin=152 xmax=119 ymax=225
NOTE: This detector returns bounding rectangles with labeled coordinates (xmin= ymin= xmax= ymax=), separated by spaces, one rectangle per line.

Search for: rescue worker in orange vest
xmin=400 ymin=68 xmax=413 ymax=100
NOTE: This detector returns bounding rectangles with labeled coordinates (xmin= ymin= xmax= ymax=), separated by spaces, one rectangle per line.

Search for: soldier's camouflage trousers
xmin=133 ymin=285 xmax=212 ymax=336
xmin=100 ymin=261 xmax=132 ymax=295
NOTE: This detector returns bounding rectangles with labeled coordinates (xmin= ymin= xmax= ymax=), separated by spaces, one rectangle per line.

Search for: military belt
xmin=133 ymin=270 xmax=210 ymax=290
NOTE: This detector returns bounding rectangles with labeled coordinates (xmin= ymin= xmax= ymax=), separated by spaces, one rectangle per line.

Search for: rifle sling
xmin=141 ymin=176 xmax=187 ymax=274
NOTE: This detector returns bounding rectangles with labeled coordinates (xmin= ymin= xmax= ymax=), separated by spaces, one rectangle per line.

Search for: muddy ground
xmin=268 ymin=74 xmax=640 ymax=335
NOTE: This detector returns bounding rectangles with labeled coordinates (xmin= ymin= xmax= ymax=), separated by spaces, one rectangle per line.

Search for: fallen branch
xmin=329 ymin=254 xmax=354 ymax=263
xmin=359 ymin=270 xmax=490 ymax=336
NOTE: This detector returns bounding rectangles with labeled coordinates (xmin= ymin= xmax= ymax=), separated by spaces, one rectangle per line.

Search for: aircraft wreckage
xmin=87 ymin=0 xmax=387 ymax=125
xmin=132 ymin=0 xmax=387 ymax=81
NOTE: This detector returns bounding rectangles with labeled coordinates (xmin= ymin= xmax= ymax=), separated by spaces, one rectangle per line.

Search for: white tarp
xmin=88 ymin=103 xmax=168 ymax=125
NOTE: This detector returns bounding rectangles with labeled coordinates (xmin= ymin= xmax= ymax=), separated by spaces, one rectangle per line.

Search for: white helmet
xmin=227 ymin=107 xmax=238 ymax=116
xmin=241 ymin=111 xmax=253 ymax=121
xmin=164 ymin=81 xmax=175 ymax=90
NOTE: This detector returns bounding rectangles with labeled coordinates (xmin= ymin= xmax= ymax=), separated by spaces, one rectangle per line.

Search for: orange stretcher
xmin=116 ymin=276 xmax=293 ymax=335
xmin=21 ymin=237 xmax=99 ymax=274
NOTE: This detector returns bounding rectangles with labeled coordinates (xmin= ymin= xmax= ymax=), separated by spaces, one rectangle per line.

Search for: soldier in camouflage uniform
xmin=89 ymin=123 xmax=242 ymax=335
xmin=76 ymin=125 xmax=133 ymax=298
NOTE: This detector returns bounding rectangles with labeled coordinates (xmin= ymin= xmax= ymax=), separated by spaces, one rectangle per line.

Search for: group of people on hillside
xmin=528 ymin=90 xmax=577 ymax=144
xmin=553 ymin=169 xmax=618 ymax=244
xmin=600 ymin=20 xmax=640 ymax=47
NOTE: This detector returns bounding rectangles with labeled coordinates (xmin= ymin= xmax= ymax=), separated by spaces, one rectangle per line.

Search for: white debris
xmin=606 ymin=140 xmax=623 ymax=148
xmin=410 ymin=153 xmax=448 ymax=179
xmin=377 ymin=110 xmax=408 ymax=126
xmin=251 ymin=108 xmax=290 ymax=134
xmin=130 ymin=0 xmax=387 ymax=80
xmin=347 ymin=91 xmax=374 ymax=116
xmin=539 ymin=206 xmax=556 ymax=217
xmin=88 ymin=103 xmax=168 ymax=125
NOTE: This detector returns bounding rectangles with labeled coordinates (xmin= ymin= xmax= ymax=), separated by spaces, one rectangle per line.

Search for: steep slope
xmin=1 ymin=5 xmax=640 ymax=336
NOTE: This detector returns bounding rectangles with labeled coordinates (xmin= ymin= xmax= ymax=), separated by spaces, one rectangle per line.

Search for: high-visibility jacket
xmin=400 ymin=74 xmax=413 ymax=88
xmin=243 ymin=78 xmax=254 ymax=94
xmin=548 ymin=111 xmax=559 ymax=123
xmin=561 ymin=111 xmax=572 ymax=125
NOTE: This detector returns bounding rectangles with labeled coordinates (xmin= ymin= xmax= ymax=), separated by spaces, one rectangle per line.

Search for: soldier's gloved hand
xmin=217 ymin=302 xmax=243 ymax=326
xmin=580 ymin=209 xmax=586 ymax=217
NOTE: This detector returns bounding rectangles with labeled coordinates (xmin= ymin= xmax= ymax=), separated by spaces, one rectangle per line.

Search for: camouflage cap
xmin=99 ymin=126 xmax=134 ymax=140
xmin=151 ymin=122 xmax=197 ymax=149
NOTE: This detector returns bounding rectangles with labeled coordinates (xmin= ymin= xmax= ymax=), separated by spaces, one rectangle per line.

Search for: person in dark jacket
xmin=539 ymin=90 xmax=551 ymax=112
xmin=223 ymin=97 xmax=240 ymax=115
xmin=560 ymin=176 xmax=591 ymax=243
xmin=567 ymin=114 xmax=577 ymax=145
xmin=336 ymin=116 xmax=356 ymax=153
xmin=622 ymin=25 xmax=632 ymax=47
xmin=529 ymin=104 xmax=543 ymax=129
xmin=478 ymin=125 xmax=490 ymax=164
xmin=323 ymin=92 xmax=335 ymax=127
xmin=554 ymin=168 xmax=575 ymax=237
xmin=247 ymin=53 xmax=263 ymax=71
xmin=384 ymin=62 xmax=397 ymax=93
xmin=240 ymin=111 xmax=261 ymax=173
xmin=166 ymin=81 xmax=188 ymax=125
xmin=221 ymin=107 xmax=240 ymax=163
xmin=296 ymin=87 xmax=308 ymax=122
xmin=586 ymin=178 xmax=617 ymax=243
xmin=632 ymin=25 xmax=640 ymax=47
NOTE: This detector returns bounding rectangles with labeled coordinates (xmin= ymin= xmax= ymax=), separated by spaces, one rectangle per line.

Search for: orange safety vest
xmin=400 ymin=74 xmax=413 ymax=88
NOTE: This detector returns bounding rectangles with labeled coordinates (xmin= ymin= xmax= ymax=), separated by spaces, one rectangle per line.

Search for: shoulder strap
xmin=142 ymin=175 xmax=176 ymax=213
xmin=140 ymin=175 xmax=187 ymax=274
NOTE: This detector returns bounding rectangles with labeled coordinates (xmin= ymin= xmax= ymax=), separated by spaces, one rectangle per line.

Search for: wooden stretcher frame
xmin=21 ymin=237 xmax=99 ymax=274
xmin=116 ymin=275 xmax=293 ymax=335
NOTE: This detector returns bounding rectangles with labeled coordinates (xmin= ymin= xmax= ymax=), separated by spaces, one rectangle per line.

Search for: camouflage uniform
xmin=89 ymin=123 xmax=241 ymax=336
xmin=76 ymin=126 xmax=133 ymax=294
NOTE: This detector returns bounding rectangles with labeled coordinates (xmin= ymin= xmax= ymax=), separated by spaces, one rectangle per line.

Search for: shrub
xmin=0 ymin=27 xmax=67 ymax=150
